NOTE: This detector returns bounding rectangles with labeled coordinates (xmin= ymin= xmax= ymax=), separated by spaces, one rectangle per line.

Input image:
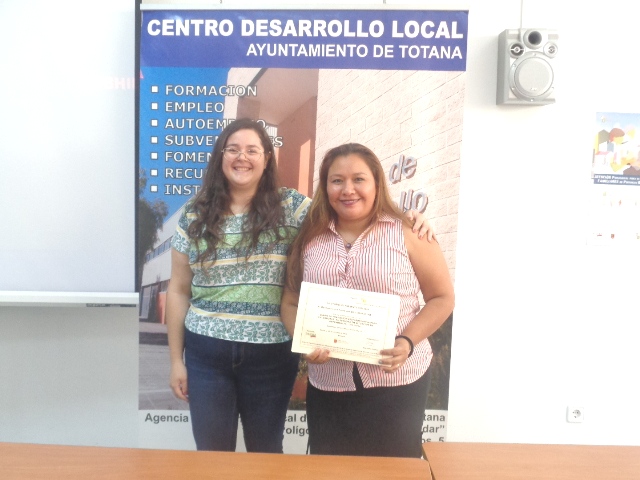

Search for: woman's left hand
xmin=406 ymin=210 xmax=437 ymax=242
xmin=379 ymin=337 xmax=413 ymax=374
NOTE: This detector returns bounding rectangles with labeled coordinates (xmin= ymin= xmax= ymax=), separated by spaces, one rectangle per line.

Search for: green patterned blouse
xmin=171 ymin=188 xmax=311 ymax=344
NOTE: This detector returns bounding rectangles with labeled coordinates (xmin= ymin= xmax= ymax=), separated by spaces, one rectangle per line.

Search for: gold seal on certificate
xmin=291 ymin=282 xmax=400 ymax=365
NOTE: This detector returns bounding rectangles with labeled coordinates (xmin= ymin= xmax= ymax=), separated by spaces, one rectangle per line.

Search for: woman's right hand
xmin=170 ymin=361 xmax=189 ymax=402
xmin=304 ymin=348 xmax=331 ymax=364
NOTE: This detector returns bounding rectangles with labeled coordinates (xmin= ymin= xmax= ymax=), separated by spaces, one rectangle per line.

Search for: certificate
xmin=291 ymin=282 xmax=400 ymax=365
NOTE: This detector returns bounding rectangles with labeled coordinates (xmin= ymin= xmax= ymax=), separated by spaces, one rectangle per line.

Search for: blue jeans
xmin=184 ymin=329 xmax=300 ymax=452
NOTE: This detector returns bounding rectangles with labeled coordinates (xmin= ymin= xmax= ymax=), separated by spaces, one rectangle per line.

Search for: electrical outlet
xmin=567 ymin=406 xmax=584 ymax=423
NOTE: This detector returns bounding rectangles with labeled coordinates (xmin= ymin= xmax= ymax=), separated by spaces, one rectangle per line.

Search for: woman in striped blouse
xmin=282 ymin=143 xmax=455 ymax=458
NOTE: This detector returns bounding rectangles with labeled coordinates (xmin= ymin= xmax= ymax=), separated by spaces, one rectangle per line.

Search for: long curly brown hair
xmin=286 ymin=143 xmax=408 ymax=291
xmin=187 ymin=118 xmax=286 ymax=264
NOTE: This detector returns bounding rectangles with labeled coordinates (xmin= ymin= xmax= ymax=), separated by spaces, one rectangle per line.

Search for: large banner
xmin=137 ymin=7 xmax=468 ymax=452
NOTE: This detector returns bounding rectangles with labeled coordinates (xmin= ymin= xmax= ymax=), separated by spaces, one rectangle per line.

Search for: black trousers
xmin=306 ymin=365 xmax=431 ymax=458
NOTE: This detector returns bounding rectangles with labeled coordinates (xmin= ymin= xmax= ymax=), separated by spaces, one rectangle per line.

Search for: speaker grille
xmin=510 ymin=54 xmax=553 ymax=100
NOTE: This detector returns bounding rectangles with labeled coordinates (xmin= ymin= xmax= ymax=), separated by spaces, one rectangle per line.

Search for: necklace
xmin=339 ymin=234 xmax=357 ymax=250
xmin=337 ymin=225 xmax=366 ymax=251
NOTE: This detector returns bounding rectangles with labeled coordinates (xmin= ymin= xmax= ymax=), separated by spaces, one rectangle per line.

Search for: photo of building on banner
xmin=137 ymin=8 xmax=468 ymax=452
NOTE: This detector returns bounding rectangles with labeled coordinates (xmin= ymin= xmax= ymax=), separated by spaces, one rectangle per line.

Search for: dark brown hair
xmin=286 ymin=143 xmax=407 ymax=291
xmin=187 ymin=118 xmax=285 ymax=264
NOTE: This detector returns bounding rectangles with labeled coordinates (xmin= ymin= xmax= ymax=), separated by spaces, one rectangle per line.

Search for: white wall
xmin=444 ymin=0 xmax=640 ymax=446
xmin=0 ymin=306 xmax=139 ymax=447
xmin=1 ymin=0 xmax=638 ymax=449
xmin=0 ymin=0 xmax=138 ymax=448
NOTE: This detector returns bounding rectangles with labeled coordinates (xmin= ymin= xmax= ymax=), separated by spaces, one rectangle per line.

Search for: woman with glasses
xmin=166 ymin=119 xmax=432 ymax=453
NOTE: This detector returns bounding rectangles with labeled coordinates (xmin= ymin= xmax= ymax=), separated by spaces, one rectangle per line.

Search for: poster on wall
xmin=137 ymin=7 xmax=468 ymax=452
xmin=589 ymin=112 xmax=640 ymax=246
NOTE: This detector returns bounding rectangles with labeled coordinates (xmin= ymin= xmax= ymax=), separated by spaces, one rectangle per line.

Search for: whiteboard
xmin=0 ymin=0 xmax=135 ymax=293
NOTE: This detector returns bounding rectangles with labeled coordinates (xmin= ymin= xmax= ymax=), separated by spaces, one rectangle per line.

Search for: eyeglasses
xmin=222 ymin=148 xmax=264 ymax=161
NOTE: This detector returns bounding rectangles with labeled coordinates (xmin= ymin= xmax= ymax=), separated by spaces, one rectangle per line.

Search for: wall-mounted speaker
xmin=497 ymin=28 xmax=559 ymax=105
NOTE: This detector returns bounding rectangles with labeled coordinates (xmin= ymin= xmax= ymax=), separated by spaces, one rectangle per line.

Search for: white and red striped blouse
xmin=303 ymin=214 xmax=432 ymax=392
